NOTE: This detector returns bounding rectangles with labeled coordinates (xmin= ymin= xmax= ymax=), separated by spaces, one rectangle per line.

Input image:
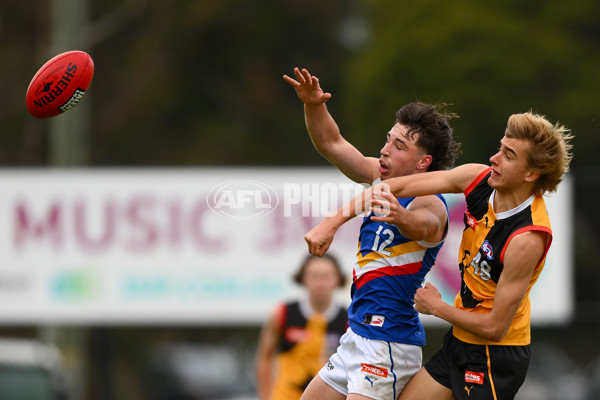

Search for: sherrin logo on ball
xmin=26 ymin=50 xmax=94 ymax=118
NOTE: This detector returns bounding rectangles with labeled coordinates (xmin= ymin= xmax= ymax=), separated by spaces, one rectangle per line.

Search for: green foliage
xmin=89 ymin=0 xmax=349 ymax=166
xmin=1 ymin=0 xmax=598 ymax=166
xmin=341 ymin=0 xmax=599 ymax=165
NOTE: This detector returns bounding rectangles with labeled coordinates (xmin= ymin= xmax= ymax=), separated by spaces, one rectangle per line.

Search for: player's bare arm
xmin=367 ymin=165 xmax=488 ymax=243
xmin=305 ymin=164 xmax=489 ymax=257
xmin=304 ymin=165 xmax=482 ymax=256
xmin=255 ymin=307 xmax=282 ymax=400
xmin=304 ymin=187 xmax=375 ymax=257
xmin=284 ymin=67 xmax=379 ymax=184
xmin=415 ymin=230 xmax=548 ymax=342
xmin=380 ymin=163 xmax=490 ymax=200
xmin=304 ymin=204 xmax=360 ymax=257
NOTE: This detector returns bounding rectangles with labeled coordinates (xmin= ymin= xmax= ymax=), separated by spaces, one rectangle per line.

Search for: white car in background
xmin=0 ymin=338 xmax=70 ymax=400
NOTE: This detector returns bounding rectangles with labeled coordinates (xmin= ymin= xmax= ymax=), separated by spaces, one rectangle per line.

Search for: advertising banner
xmin=0 ymin=168 xmax=572 ymax=325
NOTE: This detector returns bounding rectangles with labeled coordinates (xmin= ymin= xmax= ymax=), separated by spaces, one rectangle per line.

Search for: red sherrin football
xmin=26 ymin=50 xmax=94 ymax=118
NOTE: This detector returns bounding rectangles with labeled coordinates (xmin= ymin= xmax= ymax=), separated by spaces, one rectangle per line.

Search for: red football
xmin=25 ymin=50 xmax=94 ymax=118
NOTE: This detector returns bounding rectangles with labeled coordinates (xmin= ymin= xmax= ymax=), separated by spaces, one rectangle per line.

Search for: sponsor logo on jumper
xmin=362 ymin=314 xmax=385 ymax=327
xmin=326 ymin=361 xmax=334 ymax=370
xmin=465 ymin=371 xmax=484 ymax=384
xmin=465 ymin=211 xmax=478 ymax=229
xmin=360 ymin=363 xmax=388 ymax=378
xmin=481 ymin=240 xmax=494 ymax=260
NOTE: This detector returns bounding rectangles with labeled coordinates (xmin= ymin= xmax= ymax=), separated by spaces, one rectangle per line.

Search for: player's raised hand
xmin=283 ymin=67 xmax=332 ymax=107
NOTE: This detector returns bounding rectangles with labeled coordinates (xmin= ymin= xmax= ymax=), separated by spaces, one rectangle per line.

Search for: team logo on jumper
xmin=361 ymin=363 xmax=388 ymax=378
xmin=465 ymin=371 xmax=484 ymax=384
xmin=362 ymin=314 xmax=385 ymax=327
xmin=465 ymin=211 xmax=478 ymax=229
xmin=481 ymin=240 xmax=494 ymax=260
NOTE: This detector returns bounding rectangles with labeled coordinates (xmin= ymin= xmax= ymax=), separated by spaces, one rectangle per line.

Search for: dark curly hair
xmin=395 ymin=102 xmax=462 ymax=171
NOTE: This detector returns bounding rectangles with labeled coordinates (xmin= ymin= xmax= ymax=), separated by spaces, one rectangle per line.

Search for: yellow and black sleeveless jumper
xmin=270 ymin=298 xmax=347 ymax=400
xmin=453 ymin=167 xmax=552 ymax=346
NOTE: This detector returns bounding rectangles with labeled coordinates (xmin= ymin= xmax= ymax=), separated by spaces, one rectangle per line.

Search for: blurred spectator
xmin=255 ymin=254 xmax=348 ymax=400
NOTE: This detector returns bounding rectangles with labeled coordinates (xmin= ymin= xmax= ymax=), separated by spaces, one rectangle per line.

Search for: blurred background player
xmin=284 ymin=67 xmax=461 ymax=399
xmin=255 ymin=254 xmax=348 ymax=400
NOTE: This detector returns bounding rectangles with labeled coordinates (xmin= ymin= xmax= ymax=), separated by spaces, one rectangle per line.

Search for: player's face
xmin=302 ymin=259 xmax=341 ymax=302
xmin=488 ymin=136 xmax=535 ymax=191
xmin=379 ymin=123 xmax=430 ymax=179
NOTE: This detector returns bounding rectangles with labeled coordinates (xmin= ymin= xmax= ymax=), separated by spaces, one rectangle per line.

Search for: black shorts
xmin=424 ymin=329 xmax=530 ymax=400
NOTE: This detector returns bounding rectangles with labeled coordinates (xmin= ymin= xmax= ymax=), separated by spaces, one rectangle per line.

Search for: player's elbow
xmin=399 ymin=220 xmax=436 ymax=243
xmin=311 ymin=140 xmax=326 ymax=153
xmin=481 ymin=323 xmax=510 ymax=342
xmin=486 ymin=331 xmax=505 ymax=343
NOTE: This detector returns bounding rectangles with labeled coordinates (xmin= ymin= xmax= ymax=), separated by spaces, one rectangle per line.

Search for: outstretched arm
xmin=304 ymin=164 xmax=487 ymax=255
xmin=284 ymin=67 xmax=379 ymax=184
xmin=304 ymin=188 xmax=371 ymax=256
xmin=380 ymin=163 xmax=488 ymax=199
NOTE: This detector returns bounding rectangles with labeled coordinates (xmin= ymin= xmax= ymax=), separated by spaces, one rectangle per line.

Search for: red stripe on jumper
xmin=464 ymin=167 xmax=492 ymax=197
xmin=354 ymin=262 xmax=422 ymax=290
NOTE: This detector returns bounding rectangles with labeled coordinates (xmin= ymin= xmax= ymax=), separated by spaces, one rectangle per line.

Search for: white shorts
xmin=318 ymin=327 xmax=422 ymax=400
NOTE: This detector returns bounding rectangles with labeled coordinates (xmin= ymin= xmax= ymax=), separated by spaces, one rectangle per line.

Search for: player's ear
xmin=524 ymin=167 xmax=540 ymax=183
xmin=417 ymin=154 xmax=433 ymax=171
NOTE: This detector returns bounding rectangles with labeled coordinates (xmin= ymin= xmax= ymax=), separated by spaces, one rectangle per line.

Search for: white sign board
xmin=0 ymin=169 xmax=572 ymax=325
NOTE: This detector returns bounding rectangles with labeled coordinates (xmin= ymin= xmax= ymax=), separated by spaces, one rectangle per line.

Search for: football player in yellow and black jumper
xmin=305 ymin=111 xmax=573 ymax=400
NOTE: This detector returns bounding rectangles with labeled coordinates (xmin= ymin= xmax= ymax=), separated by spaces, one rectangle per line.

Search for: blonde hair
xmin=505 ymin=112 xmax=573 ymax=195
